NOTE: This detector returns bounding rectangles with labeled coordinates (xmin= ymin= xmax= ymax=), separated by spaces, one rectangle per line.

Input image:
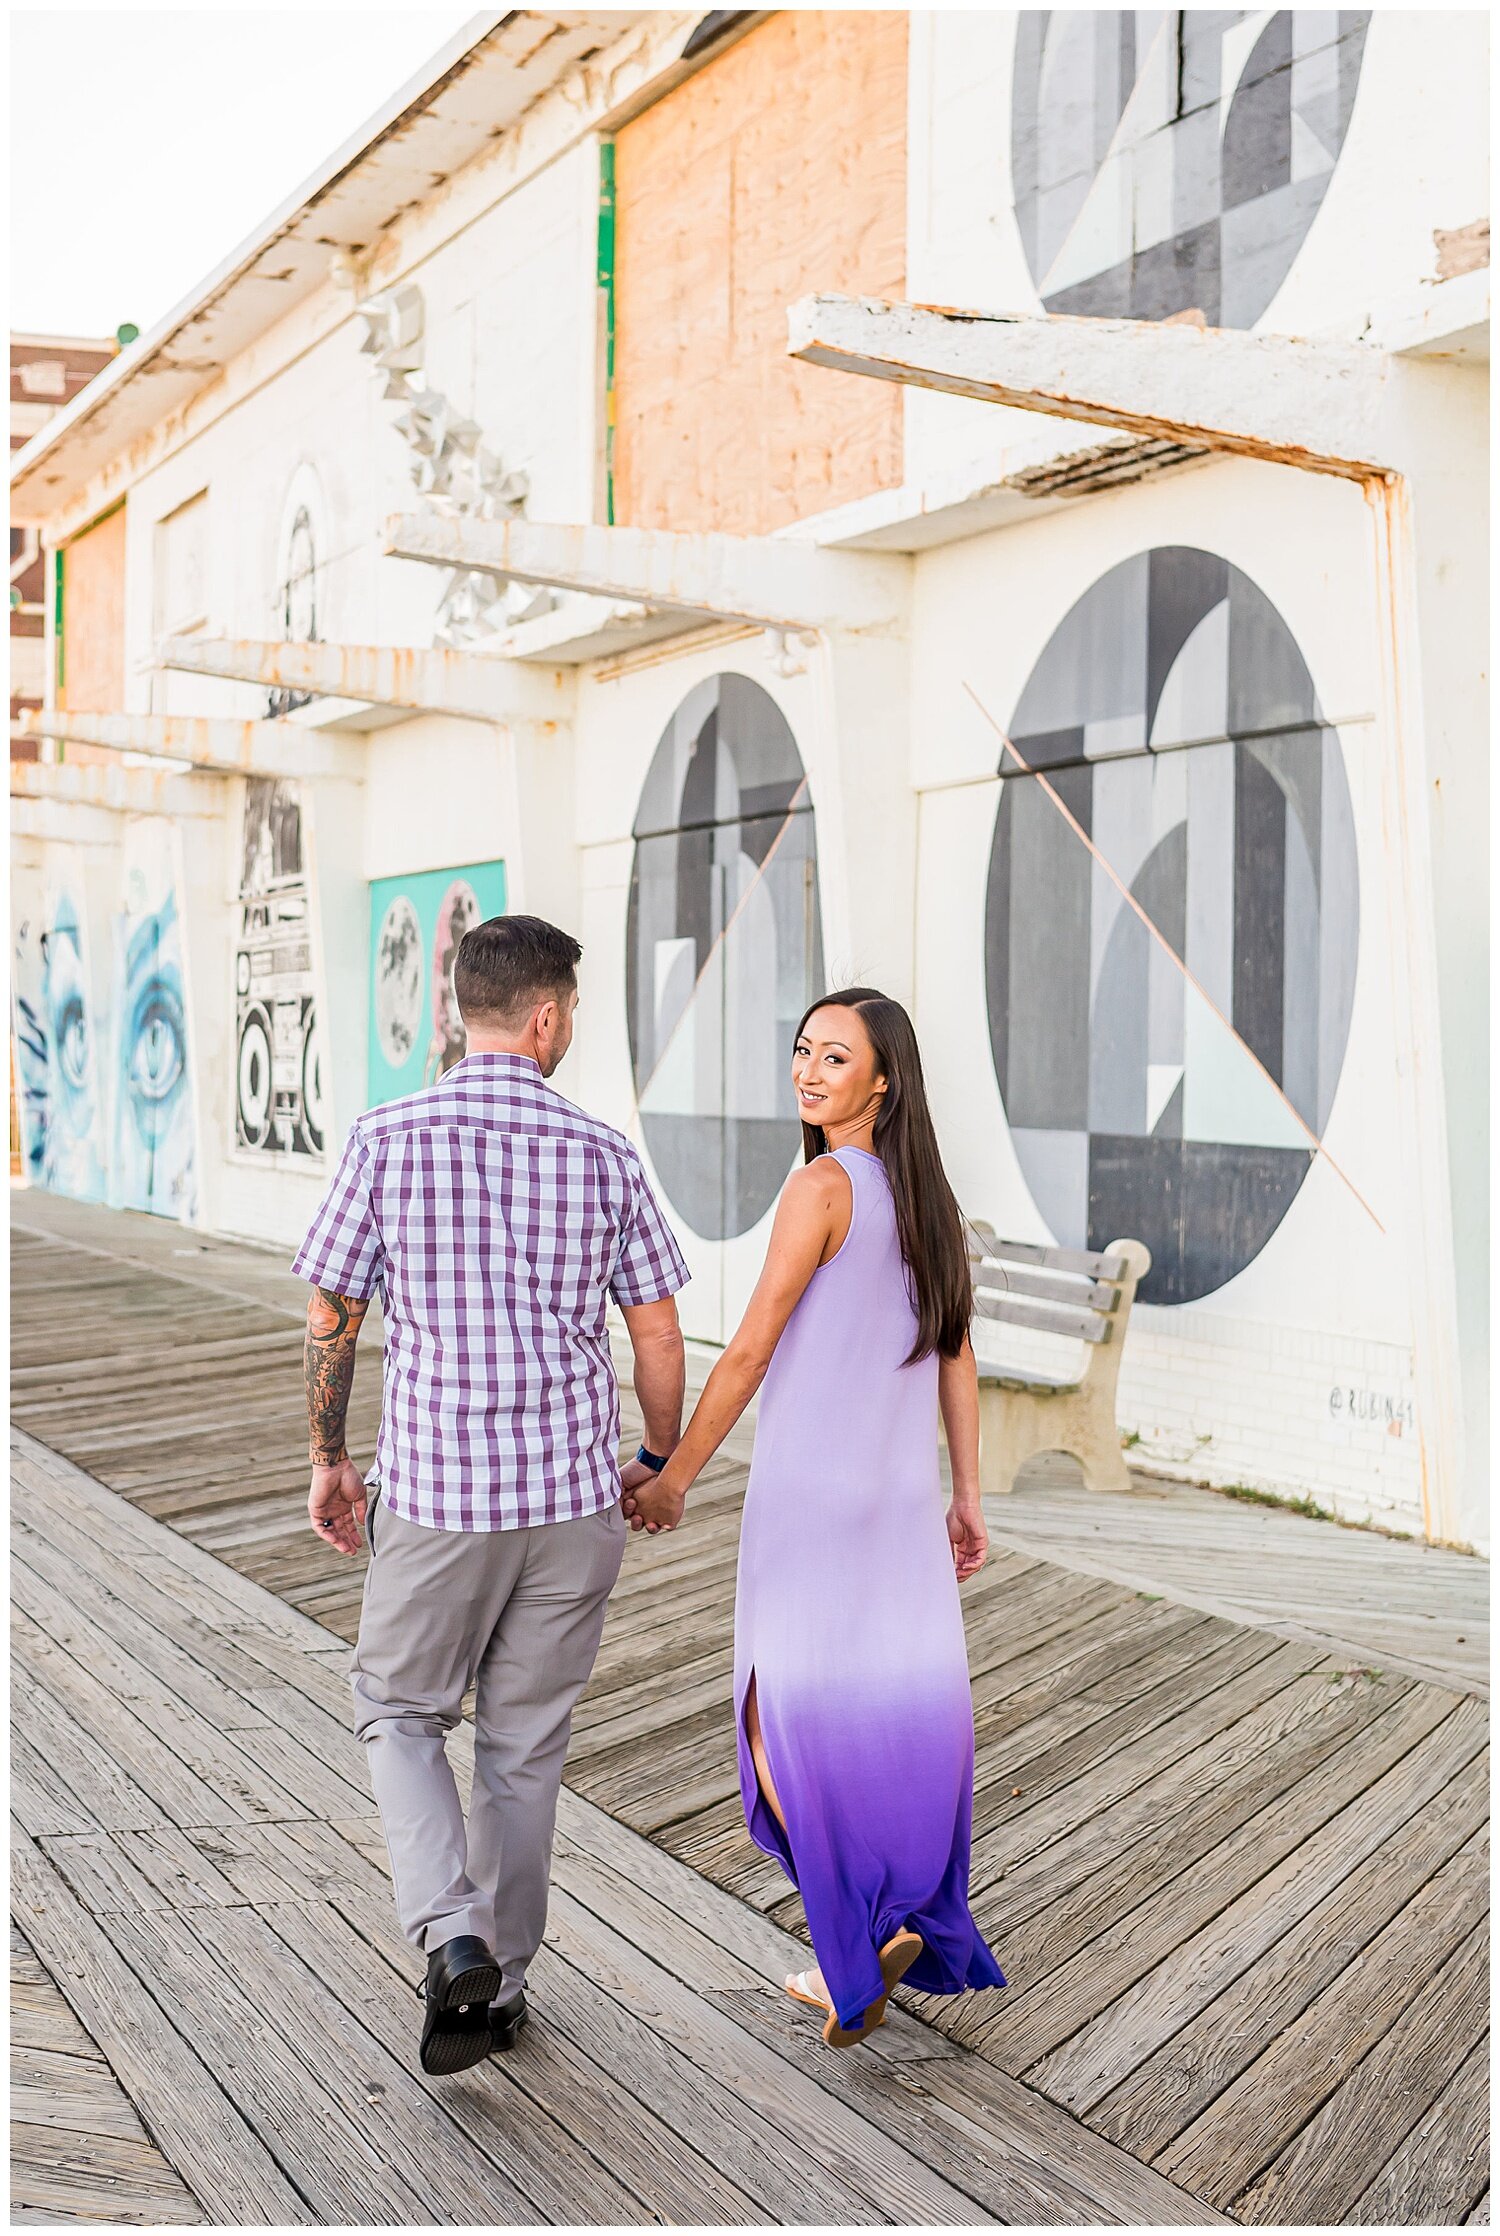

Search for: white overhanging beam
xmin=383 ymin=515 xmax=912 ymax=636
xmin=12 ymin=759 xmax=228 ymax=824
xmin=787 ymin=296 xmax=1397 ymax=481
xmin=13 ymin=797 xmax=132 ymax=848
xmin=17 ymin=710 xmax=367 ymax=781
xmin=155 ymin=637 xmax=574 ymax=726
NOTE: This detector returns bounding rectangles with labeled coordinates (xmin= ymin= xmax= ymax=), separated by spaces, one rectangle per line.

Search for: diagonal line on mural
xmin=626 ymin=776 xmax=812 ymax=1130
xmin=962 ymin=679 xmax=1385 ymax=1237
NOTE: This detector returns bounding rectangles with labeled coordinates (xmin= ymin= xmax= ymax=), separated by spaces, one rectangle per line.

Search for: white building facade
xmin=11 ymin=10 xmax=1489 ymax=1551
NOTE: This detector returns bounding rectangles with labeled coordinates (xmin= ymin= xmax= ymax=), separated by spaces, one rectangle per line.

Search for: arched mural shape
xmin=626 ymin=673 xmax=825 ymax=1242
xmin=268 ymin=463 xmax=327 ymax=716
xmin=984 ymin=547 xmax=1359 ymax=1305
xmin=1011 ymin=11 xmax=1371 ymax=326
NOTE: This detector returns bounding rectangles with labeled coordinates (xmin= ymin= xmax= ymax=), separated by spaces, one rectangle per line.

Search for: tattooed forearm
xmin=305 ymin=1287 xmax=371 ymax=1465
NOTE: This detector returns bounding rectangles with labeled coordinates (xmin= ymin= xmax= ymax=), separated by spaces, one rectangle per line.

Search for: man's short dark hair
xmin=454 ymin=916 xmax=582 ymax=1027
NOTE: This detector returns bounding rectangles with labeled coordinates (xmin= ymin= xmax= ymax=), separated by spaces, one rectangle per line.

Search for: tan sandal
xmin=784 ymin=1930 xmax=924 ymax=2049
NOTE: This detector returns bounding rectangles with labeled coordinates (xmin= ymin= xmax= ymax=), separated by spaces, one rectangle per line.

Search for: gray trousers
xmin=351 ymin=1492 xmax=625 ymax=1997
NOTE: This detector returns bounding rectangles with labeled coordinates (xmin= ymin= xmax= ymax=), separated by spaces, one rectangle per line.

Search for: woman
xmin=623 ymin=987 xmax=1006 ymax=2047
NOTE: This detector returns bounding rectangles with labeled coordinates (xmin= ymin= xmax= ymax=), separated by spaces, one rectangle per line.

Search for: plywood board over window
xmin=59 ymin=502 xmax=126 ymax=717
xmin=614 ymin=10 xmax=907 ymax=536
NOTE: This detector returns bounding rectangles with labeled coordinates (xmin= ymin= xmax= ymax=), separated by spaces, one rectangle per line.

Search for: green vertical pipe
xmin=52 ymin=544 xmax=65 ymax=701
xmin=597 ymin=139 xmax=617 ymax=526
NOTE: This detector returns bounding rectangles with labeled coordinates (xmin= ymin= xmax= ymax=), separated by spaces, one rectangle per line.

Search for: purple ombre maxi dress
xmin=734 ymin=1145 xmax=1006 ymax=2031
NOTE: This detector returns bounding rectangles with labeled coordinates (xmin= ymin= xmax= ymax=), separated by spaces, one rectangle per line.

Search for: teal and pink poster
xmin=367 ymin=859 xmax=507 ymax=1109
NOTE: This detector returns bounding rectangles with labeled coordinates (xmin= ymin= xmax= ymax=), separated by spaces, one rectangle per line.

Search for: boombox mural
xmin=984 ymin=545 xmax=1359 ymax=1306
xmin=1011 ymin=10 xmax=1372 ymax=325
xmin=626 ymin=674 xmax=824 ymax=1243
xmin=367 ymin=858 xmax=508 ymax=1109
xmin=233 ymin=778 xmax=326 ymax=1162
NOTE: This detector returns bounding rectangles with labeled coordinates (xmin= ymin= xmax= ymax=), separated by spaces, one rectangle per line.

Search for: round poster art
xmin=426 ymin=879 xmax=481 ymax=1083
xmin=374 ymin=897 xmax=423 ymax=1067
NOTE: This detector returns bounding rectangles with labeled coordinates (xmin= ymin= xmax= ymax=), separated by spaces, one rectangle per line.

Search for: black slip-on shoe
xmin=420 ymin=1935 xmax=502 ymax=2077
xmin=488 ymin=1990 xmax=528 ymax=2054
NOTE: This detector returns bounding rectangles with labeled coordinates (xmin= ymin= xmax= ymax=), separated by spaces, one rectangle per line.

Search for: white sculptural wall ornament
xmin=354 ymin=282 xmax=557 ymax=644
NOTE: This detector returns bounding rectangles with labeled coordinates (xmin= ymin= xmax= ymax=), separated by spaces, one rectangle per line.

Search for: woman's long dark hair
xmin=795 ymin=986 xmax=971 ymax=1365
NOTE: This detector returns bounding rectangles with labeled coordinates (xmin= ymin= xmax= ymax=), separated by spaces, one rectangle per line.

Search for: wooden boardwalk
xmin=11 ymin=1429 xmax=1214 ymax=2227
xmin=10 ymin=1189 xmax=1493 ymax=2224
xmin=975 ymin=1457 xmax=1489 ymax=1696
xmin=11 ymin=1922 xmax=200 ymax=2225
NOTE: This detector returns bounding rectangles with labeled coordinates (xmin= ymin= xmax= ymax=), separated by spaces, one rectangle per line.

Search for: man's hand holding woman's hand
xmin=621 ymin=1454 xmax=687 ymax=1534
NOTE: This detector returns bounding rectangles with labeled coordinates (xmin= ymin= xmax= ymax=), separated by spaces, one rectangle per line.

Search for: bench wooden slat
xmin=975 ymin=1370 xmax=1082 ymax=1395
xmin=966 ymin=1230 xmax=1128 ymax=1283
xmin=974 ymin=1292 xmax=1112 ymax=1344
xmin=971 ymin=1264 xmax=1121 ymax=1312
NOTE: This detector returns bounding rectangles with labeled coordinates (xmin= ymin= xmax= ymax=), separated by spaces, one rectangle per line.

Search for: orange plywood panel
xmin=59 ymin=503 xmax=127 ymax=718
xmin=614 ymin=11 xmax=906 ymax=536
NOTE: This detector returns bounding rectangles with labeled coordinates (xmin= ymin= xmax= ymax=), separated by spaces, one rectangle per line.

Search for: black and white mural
xmin=1011 ymin=11 xmax=1372 ymax=326
xmin=234 ymin=778 xmax=326 ymax=1160
xmin=984 ymin=547 xmax=1359 ymax=1304
xmin=626 ymin=674 xmax=824 ymax=1242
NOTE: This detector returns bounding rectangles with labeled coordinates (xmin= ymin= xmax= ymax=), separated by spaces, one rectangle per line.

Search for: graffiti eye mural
xmin=43 ymin=906 xmax=95 ymax=1132
xmin=11 ymin=890 xmax=105 ymax=1200
xmin=1011 ymin=11 xmax=1371 ymax=326
xmin=126 ymin=976 xmax=188 ymax=1133
xmin=114 ymin=866 xmax=197 ymax=1219
xmin=55 ymin=994 xmax=89 ymax=1093
xmin=984 ymin=547 xmax=1359 ymax=1305
xmin=626 ymin=673 xmax=824 ymax=1242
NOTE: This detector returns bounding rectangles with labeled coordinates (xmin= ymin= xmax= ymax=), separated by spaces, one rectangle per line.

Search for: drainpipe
xmin=1362 ymin=468 xmax=1466 ymax=1544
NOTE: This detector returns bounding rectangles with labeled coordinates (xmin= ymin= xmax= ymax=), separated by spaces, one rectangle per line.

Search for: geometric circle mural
xmin=1011 ymin=12 xmax=1371 ymax=326
xmin=984 ymin=547 xmax=1359 ymax=1305
xmin=626 ymin=673 xmax=824 ymax=1242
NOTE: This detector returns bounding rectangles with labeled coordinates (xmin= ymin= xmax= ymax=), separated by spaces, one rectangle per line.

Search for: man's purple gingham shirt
xmin=291 ymin=1052 xmax=689 ymax=1532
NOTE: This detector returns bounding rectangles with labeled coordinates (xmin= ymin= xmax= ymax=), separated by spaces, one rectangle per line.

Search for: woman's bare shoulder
xmin=778 ymin=1153 xmax=851 ymax=1226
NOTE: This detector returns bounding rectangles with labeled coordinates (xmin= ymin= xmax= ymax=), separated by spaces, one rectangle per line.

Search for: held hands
xmin=308 ymin=1457 xmax=368 ymax=1556
xmin=947 ymin=1497 xmax=988 ymax=1583
xmin=621 ymin=1458 xmax=687 ymax=1534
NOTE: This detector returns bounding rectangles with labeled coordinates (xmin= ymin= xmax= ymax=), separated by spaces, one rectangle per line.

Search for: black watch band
xmin=635 ymin=1445 xmax=669 ymax=1474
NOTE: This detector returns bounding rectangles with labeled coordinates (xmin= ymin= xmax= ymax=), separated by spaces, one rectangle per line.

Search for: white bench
xmin=965 ymin=1226 xmax=1152 ymax=1496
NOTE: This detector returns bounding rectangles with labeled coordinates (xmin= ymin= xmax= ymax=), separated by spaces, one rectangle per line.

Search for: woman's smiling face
xmin=792 ymin=1004 xmax=886 ymax=1135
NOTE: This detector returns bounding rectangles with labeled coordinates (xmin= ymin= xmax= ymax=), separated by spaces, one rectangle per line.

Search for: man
xmin=293 ymin=915 xmax=688 ymax=2076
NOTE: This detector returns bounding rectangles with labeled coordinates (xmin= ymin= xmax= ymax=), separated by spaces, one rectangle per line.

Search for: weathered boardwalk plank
xmin=10 ymin=1192 xmax=1491 ymax=2224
